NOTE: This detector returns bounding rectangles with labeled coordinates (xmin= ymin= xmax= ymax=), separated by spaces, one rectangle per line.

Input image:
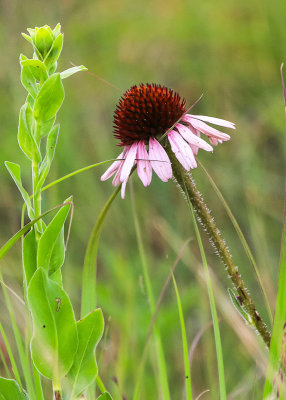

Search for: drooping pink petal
xmin=176 ymin=123 xmax=213 ymax=152
xmin=136 ymin=140 xmax=152 ymax=186
xmin=209 ymin=137 xmax=219 ymax=146
xmin=168 ymin=130 xmax=197 ymax=170
xmin=121 ymin=179 xmax=128 ymax=199
xmin=184 ymin=114 xmax=236 ymax=129
xmin=186 ymin=125 xmax=201 ymax=156
xmin=120 ymin=142 xmax=138 ymax=183
xmin=101 ymin=151 xmax=126 ymax=181
xmin=112 ymin=157 xmax=126 ymax=186
xmin=149 ymin=137 xmax=172 ymax=182
xmin=188 ymin=118 xmax=231 ymax=141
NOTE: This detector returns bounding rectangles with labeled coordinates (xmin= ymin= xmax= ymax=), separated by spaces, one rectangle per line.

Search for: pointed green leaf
xmin=0 ymin=202 xmax=69 ymax=263
xmin=35 ymin=27 xmax=53 ymax=58
xmin=17 ymin=104 xmax=41 ymax=162
xmin=21 ymin=59 xmax=48 ymax=85
xmin=52 ymin=23 xmax=62 ymax=39
xmin=34 ymin=73 xmax=64 ymax=122
xmin=64 ymin=309 xmax=104 ymax=398
xmin=22 ymin=33 xmax=33 ymax=45
xmin=39 ymin=116 xmax=56 ymax=138
xmin=37 ymin=196 xmax=71 ymax=273
xmin=23 ymin=228 xmax=37 ymax=285
xmin=0 ymin=378 xmax=29 ymax=400
xmin=97 ymin=393 xmax=113 ymax=400
xmin=20 ymin=63 xmax=37 ymax=98
xmin=50 ymin=269 xmax=63 ymax=286
xmin=44 ymin=34 xmax=63 ymax=70
xmin=60 ymin=65 xmax=87 ymax=80
xmin=37 ymin=124 xmax=59 ymax=188
xmin=28 ymin=268 xmax=78 ymax=380
xmin=49 ymin=228 xmax=65 ymax=275
xmin=4 ymin=161 xmax=34 ymax=219
xmin=27 ymin=28 xmax=36 ymax=42
xmin=228 ymin=288 xmax=253 ymax=325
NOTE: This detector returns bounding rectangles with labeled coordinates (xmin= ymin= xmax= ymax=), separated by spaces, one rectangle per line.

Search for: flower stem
xmin=166 ymin=146 xmax=271 ymax=348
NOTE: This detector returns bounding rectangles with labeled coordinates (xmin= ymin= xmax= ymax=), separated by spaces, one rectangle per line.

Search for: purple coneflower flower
xmin=101 ymin=83 xmax=235 ymax=198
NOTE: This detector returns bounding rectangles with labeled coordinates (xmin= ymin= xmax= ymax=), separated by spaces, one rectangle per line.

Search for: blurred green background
xmin=0 ymin=0 xmax=285 ymax=398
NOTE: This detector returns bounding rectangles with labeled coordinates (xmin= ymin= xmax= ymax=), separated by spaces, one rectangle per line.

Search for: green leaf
xmin=34 ymin=73 xmax=65 ymax=122
xmin=21 ymin=59 xmax=48 ymax=84
xmin=0 ymin=378 xmax=29 ymax=400
xmin=23 ymin=228 xmax=37 ymax=285
xmin=35 ymin=26 xmax=53 ymax=58
xmin=38 ymin=116 xmax=56 ymax=139
xmin=22 ymin=32 xmax=33 ymax=45
xmin=44 ymin=34 xmax=63 ymax=70
xmin=96 ymin=393 xmax=113 ymax=400
xmin=38 ymin=124 xmax=59 ymax=188
xmin=20 ymin=63 xmax=37 ymax=98
xmin=28 ymin=267 xmax=78 ymax=380
xmin=26 ymin=93 xmax=35 ymax=108
xmin=228 ymin=288 xmax=253 ymax=325
xmin=60 ymin=65 xmax=87 ymax=80
xmin=64 ymin=309 xmax=104 ymax=398
xmin=52 ymin=23 xmax=62 ymax=39
xmin=17 ymin=104 xmax=41 ymax=162
xmin=49 ymin=228 xmax=65 ymax=275
xmin=0 ymin=202 xmax=69 ymax=263
xmin=50 ymin=269 xmax=63 ymax=286
xmin=4 ymin=161 xmax=34 ymax=219
xmin=37 ymin=196 xmax=71 ymax=273
xmin=27 ymin=28 xmax=36 ymax=42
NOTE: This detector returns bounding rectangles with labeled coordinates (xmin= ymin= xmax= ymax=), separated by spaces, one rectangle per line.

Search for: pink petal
xmin=209 ymin=137 xmax=219 ymax=146
xmin=168 ymin=130 xmax=197 ymax=170
xmin=149 ymin=137 xmax=172 ymax=182
xmin=120 ymin=142 xmax=138 ymax=183
xmin=187 ymin=126 xmax=201 ymax=156
xmin=121 ymin=180 xmax=128 ymax=199
xmin=136 ymin=140 xmax=152 ymax=186
xmin=185 ymin=114 xmax=236 ymax=129
xmin=187 ymin=118 xmax=231 ymax=141
xmin=100 ymin=151 xmax=126 ymax=181
xmin=112 ymin=158 xmax=125 ymax=186
xmin=176 ymin=123 xmax=213 ymax=152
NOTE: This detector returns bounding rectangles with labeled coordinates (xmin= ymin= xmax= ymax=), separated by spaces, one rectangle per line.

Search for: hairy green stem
xmin=166 ymin=145 xmax=271 ymax=348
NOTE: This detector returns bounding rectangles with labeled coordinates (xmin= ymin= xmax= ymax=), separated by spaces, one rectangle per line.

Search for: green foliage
xmin=4 ymin=161 xmax=34 ymax=219
xmin=0 ymin=378 xmax=29 ymax=400
xmin=37 ymin=124 xmax=59 ymax=189
xmin=27 ymin=268 xmax=78 ymax=380
xmin=96 ymin=393 xmax=113 ymax=400
xmin=18 ymin=104 xmax=41 ymax=162
xmin=63 ymin=309 xmax=104 ymax=398
xmin=22 ymin=229 xmax=37 ymax=285
xmin=36 ymin=197 xmax=71 ymax=274
xmin=33 ymin=74 xmax=65 ymax=122
xmin=60 ymin=65 xmax=87 ymax=79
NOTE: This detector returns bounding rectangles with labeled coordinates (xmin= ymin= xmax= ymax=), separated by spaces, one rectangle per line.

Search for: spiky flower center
xmin=114 ymin=83 xmax=186 ymax=146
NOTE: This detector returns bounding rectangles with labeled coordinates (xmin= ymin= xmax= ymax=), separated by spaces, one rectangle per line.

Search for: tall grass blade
xmin=81 ymin=185 xmax=121 ymax=317
xmin=0 ymin=271 xmax=37 ymax=400
xmin=41 ymin=160 xmax=117 ymax=193
xmin=0 ymin=321 xmax=22 ymax=387
xmin=262 ymin=63 xmax=286 ymax=398
xmin=130 ymin=182 xmax=170 ymax=400
xmin=172 ymin=273 xmax=192 ymax=400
